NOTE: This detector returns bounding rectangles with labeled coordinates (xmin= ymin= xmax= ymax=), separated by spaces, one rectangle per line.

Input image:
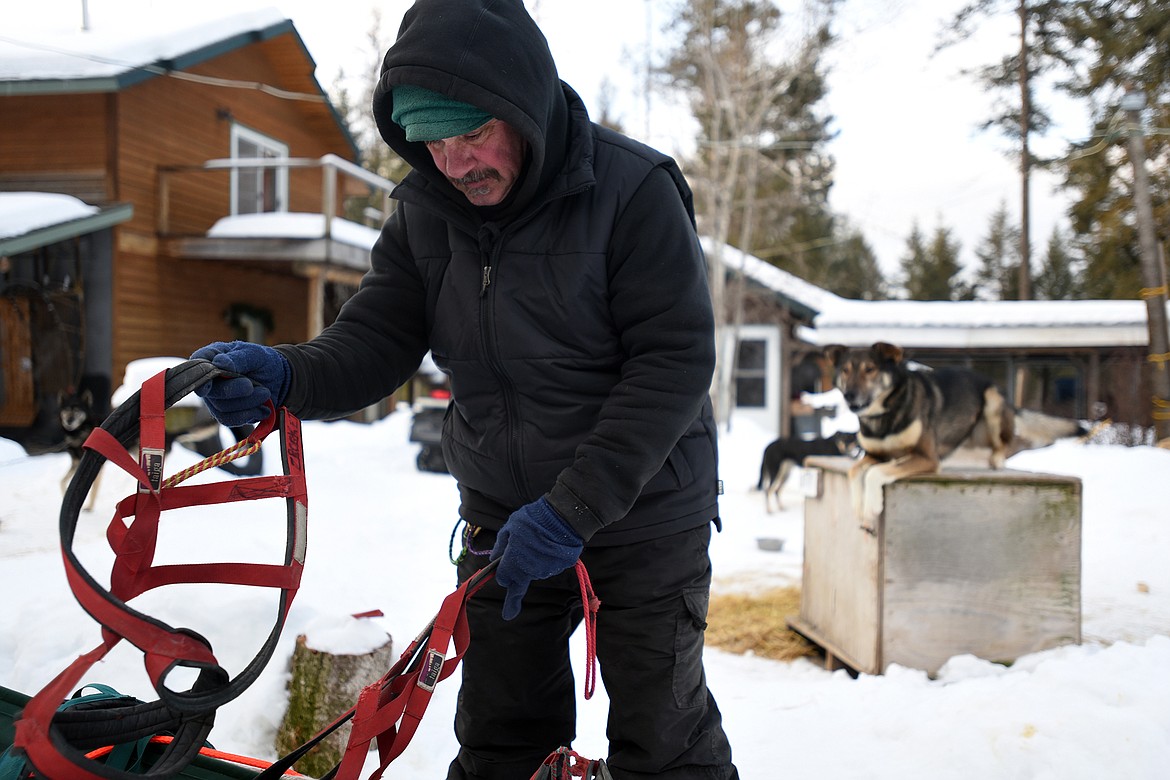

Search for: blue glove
xmin=190 ymin=341 xmax=291 ymax=427
xmin=491 ymin=497 xmax=584 ymax=621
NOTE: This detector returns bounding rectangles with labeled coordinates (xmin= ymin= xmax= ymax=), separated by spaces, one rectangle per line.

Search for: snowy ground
xmin=2 ymin=396 xmax=1169 ymax=778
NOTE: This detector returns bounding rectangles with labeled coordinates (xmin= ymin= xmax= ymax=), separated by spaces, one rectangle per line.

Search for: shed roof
xmin=723 ymin=242 xmax=1168 ymax=350
xmin=0 ymin=192 xmax=132 ymax=255
xmin=800 ymin=298 xmax=1162 ymax=349
xmin=704 ymin=237 xmax=844 ymax=322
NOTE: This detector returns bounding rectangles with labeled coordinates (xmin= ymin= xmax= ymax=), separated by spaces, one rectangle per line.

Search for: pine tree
xmin=900 ymin=222 xmax=968 ymax=301
xmin=662 ymin=0 xmax=839 ymax=271
xmin=938 ymin=1 xmax=1073 ymax=300
xmin=1033 ymin=227 xmax=1083 ymax=300
xmin=827 ymin=226 xmax=887 ymax=300
xmin=1051 ymin=0 xmax=1170 ymax=300
xmin=973 ymin=201 xmax=1022 ymax=300
xmin=762 ymin=216 xmax=886 ymax=299
xmin=899 ymin=224 xmax=929 ymax=300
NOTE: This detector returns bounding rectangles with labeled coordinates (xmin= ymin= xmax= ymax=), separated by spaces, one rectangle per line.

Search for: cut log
xmin=275 ymin=626 xmax=394 ymax=777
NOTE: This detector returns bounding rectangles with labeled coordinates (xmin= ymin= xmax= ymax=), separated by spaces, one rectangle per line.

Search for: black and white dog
xmin=57 ymin=387 xmax=263 ymax=512
xmin=58 ymin=389 xmax=103 ymax=511
xmin=757 ymin=431 xmax=858 ymax=513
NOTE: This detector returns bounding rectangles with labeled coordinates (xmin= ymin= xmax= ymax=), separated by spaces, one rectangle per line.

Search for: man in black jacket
xmin=192 ymin=1 xmax=738 ymax=778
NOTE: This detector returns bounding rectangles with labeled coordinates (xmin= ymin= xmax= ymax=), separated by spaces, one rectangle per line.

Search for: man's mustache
xmin=453 ymin=169 xmax=500 ymax=186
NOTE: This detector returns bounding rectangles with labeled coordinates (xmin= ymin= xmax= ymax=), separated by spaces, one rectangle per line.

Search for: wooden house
xmin=0 ymin=10 xmax=391 ymax=453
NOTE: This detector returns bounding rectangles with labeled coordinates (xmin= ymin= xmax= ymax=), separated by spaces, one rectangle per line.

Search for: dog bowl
xmin=756 ymin=537 xmax=785 ymax=552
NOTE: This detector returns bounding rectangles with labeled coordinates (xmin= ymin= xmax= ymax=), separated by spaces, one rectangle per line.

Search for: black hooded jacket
xmin=277 ymin=0 xmax=720 ymax=545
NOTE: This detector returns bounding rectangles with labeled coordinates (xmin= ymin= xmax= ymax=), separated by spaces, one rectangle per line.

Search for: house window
xmin=230 ymin=124 xmax=288 ymax=215
xmin=735 ymin=338 xmax=768 ymax=408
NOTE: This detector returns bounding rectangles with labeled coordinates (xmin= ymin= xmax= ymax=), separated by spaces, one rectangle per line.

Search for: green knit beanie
xmin=390 ymin=85 xmax=493 ymax=142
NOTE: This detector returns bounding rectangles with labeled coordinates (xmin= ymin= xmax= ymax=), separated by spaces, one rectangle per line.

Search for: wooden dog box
xmin=789 ymin=456 xmax=1082 ymax=676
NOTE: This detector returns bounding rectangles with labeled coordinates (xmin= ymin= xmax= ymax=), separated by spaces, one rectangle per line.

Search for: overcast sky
xmin=4 ymin=0 xmax=1090 ymax=278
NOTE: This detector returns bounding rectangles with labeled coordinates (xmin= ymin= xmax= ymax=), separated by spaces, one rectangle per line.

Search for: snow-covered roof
xmin=702 ymin=236 xmax=843 ymax=320
xmin=0 ymin=192 xmax=97 ymax=238
xmin=0 ymin=192 xmax=132 ymax=255
xmin=801 ymin=298 xmax=1165 ymax=349
xmin=1 ymin=7 xmax=359 ymax=176
xmin=724 ymin=241 xmax=1169 ymax=350
xmin=0 ymin=8 xmax=294 ymax=93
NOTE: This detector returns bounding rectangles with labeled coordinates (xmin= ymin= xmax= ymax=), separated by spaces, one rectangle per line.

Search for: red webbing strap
xmin=103 ymin=477 xmax=305 ymax=600
xmin=13 ymin=643 xmax=136 ymax=780
xmin=329 ymin=567 xmax=494 ymax=780
xmin=258 ymin=559 xmax=602 ymax=779
xmin=13 ymin=361 xmax=308 ymax=780
xmin=110 ymin=371 xmax=168 ymax=595
xmin=373 ymin=587 xmax=472 ymax=770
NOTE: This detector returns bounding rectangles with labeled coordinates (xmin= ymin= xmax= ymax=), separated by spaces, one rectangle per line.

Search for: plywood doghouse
xmin=789 ymin=456 xmax=1082 ymax=676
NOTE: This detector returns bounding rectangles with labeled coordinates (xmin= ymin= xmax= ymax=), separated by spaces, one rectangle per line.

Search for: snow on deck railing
xmin=157 ymin=155 xmax=397 ymax=239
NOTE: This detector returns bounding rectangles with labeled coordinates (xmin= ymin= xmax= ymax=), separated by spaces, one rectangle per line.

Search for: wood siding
xmin=112 ymin=249 xmax=310 ymax=374
xmin=115 ymin=40 xmax=351 ymax=238
xmin=0 ymin=93 xmax=111 ymax=171
xmin=104 ymin=32 xmax=354 ymax=382
xmin=0 ymin=93 xmax=113 ymax=200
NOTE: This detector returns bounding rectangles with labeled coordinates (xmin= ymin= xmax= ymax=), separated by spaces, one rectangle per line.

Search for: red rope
xmin=574 ymin=560 xmax=600 ymax=700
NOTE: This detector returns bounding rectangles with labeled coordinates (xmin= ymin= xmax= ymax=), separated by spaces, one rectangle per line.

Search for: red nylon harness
xmin=13 ymin=359 xmax=602 ymax=779
xmin=12 ymin=360 xmax=308 ymax=780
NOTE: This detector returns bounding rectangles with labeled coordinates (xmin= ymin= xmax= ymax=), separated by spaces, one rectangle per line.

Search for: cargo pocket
xmin=672 ymin=588 xmax=710 ymax=708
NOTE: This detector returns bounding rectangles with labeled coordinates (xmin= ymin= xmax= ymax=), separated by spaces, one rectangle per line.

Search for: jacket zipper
xmin=471 ymin=185 xmax=592 ymax=501
xmin=477 ymin=227 xmax=528 ymax=499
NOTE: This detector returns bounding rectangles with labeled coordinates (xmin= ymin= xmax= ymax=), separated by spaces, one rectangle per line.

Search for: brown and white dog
xmin=824 ymin=342 xmax=1086 ymax=524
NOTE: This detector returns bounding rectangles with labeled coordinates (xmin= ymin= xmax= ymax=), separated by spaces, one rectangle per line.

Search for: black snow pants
xmin=446 ymin=522 xmax=739 ymax=780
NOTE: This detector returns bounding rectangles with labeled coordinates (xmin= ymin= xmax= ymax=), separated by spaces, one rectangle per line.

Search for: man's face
xmin=424 ymin=119 xmax=527 ymax=207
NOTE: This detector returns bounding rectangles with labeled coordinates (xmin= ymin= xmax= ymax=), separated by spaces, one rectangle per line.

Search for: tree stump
xmin=276 ymin=622 xmax=394 ymax=778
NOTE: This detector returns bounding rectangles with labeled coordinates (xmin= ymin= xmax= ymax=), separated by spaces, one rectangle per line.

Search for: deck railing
xmin=157 ymin=154 xmax=397 ymax=237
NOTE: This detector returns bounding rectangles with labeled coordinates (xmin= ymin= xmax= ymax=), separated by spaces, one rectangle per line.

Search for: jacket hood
xmin=372 ymin=0 xmax=570 ymax=217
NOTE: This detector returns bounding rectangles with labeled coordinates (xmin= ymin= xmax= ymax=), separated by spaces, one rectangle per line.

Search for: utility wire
xmin=0 ymin=34 xmax=327 ymax=103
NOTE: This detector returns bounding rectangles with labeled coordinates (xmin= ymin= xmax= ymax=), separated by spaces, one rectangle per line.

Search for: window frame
xmin=229 ymin=123 xmax=289 ymax=216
